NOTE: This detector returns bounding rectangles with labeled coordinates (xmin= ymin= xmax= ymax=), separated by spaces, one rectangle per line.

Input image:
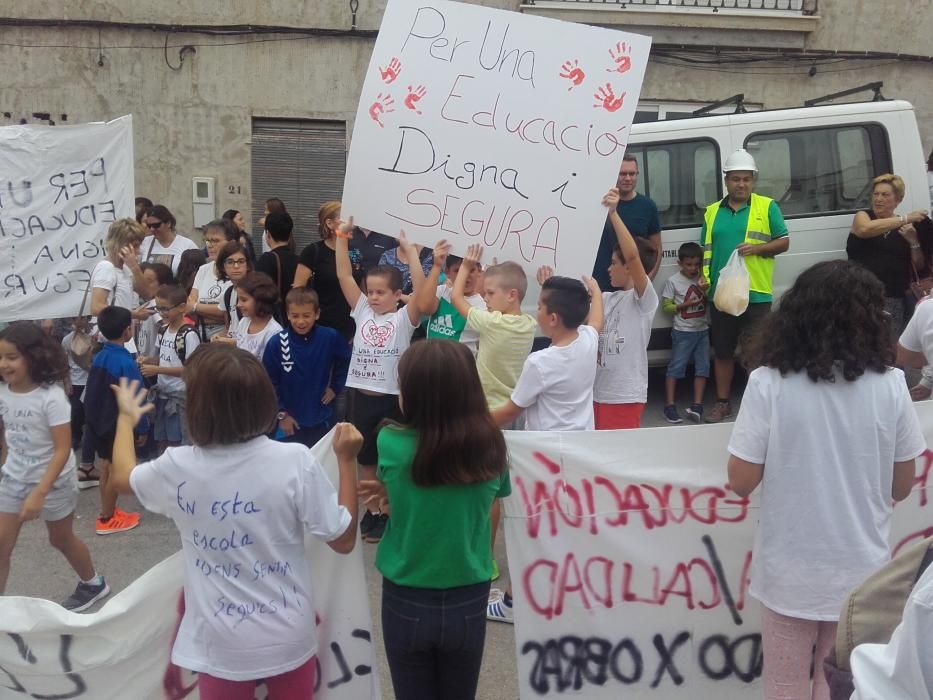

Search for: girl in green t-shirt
xmin=360 ymin=339 xmax=511 ymax=700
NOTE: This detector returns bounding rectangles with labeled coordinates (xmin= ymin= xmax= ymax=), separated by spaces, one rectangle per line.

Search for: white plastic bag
xmin=713 ymin=250 xmax=750 ymax=316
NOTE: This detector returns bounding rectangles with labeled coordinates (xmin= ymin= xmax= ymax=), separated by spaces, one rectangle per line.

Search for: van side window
xmin=744 ymin=124 xmax=891 ymax=218
xmin=626 ymin=139 xmax=720 ymax=229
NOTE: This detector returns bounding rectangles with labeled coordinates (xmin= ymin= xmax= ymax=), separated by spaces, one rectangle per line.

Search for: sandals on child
xmin=77 ymin=464 xmax=100 ymax=490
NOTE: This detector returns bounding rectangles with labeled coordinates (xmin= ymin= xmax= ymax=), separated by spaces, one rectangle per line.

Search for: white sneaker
xmin=487 ymin=592 xmax=514 ymax=624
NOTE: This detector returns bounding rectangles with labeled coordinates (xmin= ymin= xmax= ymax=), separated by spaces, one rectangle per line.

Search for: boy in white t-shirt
xmin=661 ymin=242 xmax=710 ymax=424
xmin=412 ymin=240 xmax=486 ymax=355
xmin=592 ymin=187 xmax=659 ymax=429
xmin=336 ymin=220 xmax=420 ymax=543
xmin=140 ymin=284 xmax=201 ymax=452
xmin=487 ymin=263 xmax=603 ymax=623
xmin=491 ymin=271 xmax=603 ymax=431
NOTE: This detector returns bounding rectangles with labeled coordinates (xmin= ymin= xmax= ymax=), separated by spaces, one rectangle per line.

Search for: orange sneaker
xmin=96 ymin=509 xmax=141 ymax=535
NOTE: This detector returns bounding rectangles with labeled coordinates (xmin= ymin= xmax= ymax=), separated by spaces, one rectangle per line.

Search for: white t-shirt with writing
xmin=157 ymin=325 xmax=201 ymax=395
xmin=141 ymin=233 xmax=200 ymax=275
xmin=346 ymin=295 xmax=417 ymax=395
xmin=233 ymin=317 xmax=283 ymax=361
xmin=192 ymin=262 xmax=231 ymax=339
xmin=593 ymin=285 xmax=659 ymax=405
xmin=512 ymin=325 xmax=598 ymax=431
xmin=129 ymin=437 xmax=351 ymax=681
xmin=0 ymin=383 xmax=75 ymax=484
xmin=728 ymin=366 xmax=926 ymax=620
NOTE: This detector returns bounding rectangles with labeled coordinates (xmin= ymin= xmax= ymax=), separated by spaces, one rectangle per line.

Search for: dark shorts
xmin=709 ymin=302 xmax=771 ymax=360
xmin=84 ymin=426 xmax=116 ymax=461
xmin=351 ymin=390 xmax=402 ymax=466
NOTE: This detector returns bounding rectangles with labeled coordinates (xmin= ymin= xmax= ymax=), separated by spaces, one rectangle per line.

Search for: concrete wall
xmin=1 ymin=0 xmax=930 ymax=233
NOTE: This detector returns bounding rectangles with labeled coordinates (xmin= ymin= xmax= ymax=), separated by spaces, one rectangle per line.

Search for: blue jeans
xmin=382 ymin=578 xmax=491 ymax=700
xmin=667 ymin=328 xmax=710 ymax=379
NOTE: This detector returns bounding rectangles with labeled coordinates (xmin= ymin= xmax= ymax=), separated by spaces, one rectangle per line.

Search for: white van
xmin=622 ymin=99 xmax=929 ymax=364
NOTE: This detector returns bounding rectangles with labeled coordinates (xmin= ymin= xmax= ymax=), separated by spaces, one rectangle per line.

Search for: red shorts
xmin=593 ymin=402 xmax=645 ymax=429
xmin=198 ymin=656 xmax=316 ymax=700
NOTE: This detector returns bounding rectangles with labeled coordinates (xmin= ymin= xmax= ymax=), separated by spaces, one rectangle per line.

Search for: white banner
xmin=0 ymin=116 xmax=134 ymax=323
xmin=0 ymin=432 xmax=380 ymax=700
xmin=343 ymin=0 xmax=651 ymax=279
xmin=503 ymin=409 xmax=933 ymax=698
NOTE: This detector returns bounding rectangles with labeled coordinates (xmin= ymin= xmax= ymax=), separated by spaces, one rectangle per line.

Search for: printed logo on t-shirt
xmin=427 ymin=298 xmax=467 ymax=341
xmin=361 ymin=319 xmax=395 ymax=348
xmin=597 ymin=330 xmax=624 ymax=368
xmin=206 ymin=283 xmax=223 ymax=299
xmin=147 ymin=253 xmax=175 ymax=270
xmin=680 ymin=284 xmax=706 ymax=319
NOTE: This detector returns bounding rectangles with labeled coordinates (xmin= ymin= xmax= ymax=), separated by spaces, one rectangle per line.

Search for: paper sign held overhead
xmin=343 ymin=0 xmax=651 ymax=280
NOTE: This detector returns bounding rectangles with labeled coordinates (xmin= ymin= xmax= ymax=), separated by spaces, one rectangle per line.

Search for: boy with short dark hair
xmin=139 ymin=284 xmax=200 ymax=451
xmin=83 ymin=305 xmax=149 ymax=534
xmin=661 ymin=241 xmax=710 ymax=423
xmin=491 ymin=270 xmax=603 ymax=431
xmin=486 ymin=262 xmax=603 ymax=623
xmin=262 ymin=287 xmax=352 ymax=448
xmin=591 ymin=187 xmax=660 ymax=430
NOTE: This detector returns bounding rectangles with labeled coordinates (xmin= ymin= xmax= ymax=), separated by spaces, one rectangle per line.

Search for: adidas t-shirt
xmin=426 ymin=286 xmax=485 ymax=355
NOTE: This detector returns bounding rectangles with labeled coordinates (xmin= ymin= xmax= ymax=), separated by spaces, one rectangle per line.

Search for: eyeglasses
xmin=155 ymin=303 xmax=182 ymax=313
xmin=205 ymin=238 xmax=226 ymax=245
xmin=224 ymin=258 xmax=248 ymax=267
xmin=146 ymin=221 xmax=163 ymax=229
xmin=618 ymin=171 xmax=639 ymax=179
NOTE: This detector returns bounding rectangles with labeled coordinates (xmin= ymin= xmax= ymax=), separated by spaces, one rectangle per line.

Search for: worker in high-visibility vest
xmin=701 ymin=148 xmax=789 ymax=423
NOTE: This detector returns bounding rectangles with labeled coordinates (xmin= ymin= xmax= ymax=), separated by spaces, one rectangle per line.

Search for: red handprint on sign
xmin=558 ymin=59 xmax=586 ymax=91
xmin=379 ymin=57 xmax=402 ymax=84
xmin=593 ymin=83 xmax=625 ymax=112
xmin=606 ymin=42 xmax=632 ymax=75
xmin=404 ymin=85 xmax=426 ymax=114
xmin=369 ymin=93 xmax=395 ymax=128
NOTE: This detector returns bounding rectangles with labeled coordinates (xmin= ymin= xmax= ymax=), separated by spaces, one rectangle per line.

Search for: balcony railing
xmin=523 ymin=0 xmax=816 ymax=13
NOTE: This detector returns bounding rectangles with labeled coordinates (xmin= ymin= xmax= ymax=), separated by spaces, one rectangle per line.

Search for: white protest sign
xmin=0 ymin=431 xmax=381 ymax=700
xmin=343 ymin=0 xmax=651 ymax=279
xmin=502 ymin=410 xmax=933 ymax=698
xmin=0 ymin=116 xmax=134 ymax=322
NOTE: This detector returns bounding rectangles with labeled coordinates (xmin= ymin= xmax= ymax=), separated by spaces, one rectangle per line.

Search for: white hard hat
xmin=722 ymin=148 xmax=758 ymax=175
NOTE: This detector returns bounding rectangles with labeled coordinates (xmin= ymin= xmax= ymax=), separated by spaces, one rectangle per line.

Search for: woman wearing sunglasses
xmin=141 ymin=205 xmax=199 ymax=276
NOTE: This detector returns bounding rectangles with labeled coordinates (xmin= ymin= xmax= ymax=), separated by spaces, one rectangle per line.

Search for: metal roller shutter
xmin=250 ymin=119 xmax=347 ymax=252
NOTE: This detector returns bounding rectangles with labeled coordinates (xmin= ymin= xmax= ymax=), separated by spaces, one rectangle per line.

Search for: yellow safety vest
xmin=702 ymin=193 xmax=775 ymax=295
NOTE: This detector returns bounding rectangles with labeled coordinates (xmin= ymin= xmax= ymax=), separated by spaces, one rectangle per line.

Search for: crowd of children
xmin=1 ymin=186 xmax=929 ymax=699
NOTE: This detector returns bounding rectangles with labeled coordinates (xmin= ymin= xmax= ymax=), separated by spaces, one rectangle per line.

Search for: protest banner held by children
xmin=83 ymin=306 xmax=150 ymax=535
xmin=336 ymin=217 xmax=421 ymax=543
xmin=360 ymin=339 xmax=510 ymax=700
xmin=263 ymin=287 xmax=352 ymax=449
xmin=108 ymin=344 xmax=361 ymax=699
xmin=661 ymin=241 xmax=710 ymax=423
xmin=0 ymin=322 xmax=109 ymax=611
xmin=728 ymin=259 xmax=926 ymax=700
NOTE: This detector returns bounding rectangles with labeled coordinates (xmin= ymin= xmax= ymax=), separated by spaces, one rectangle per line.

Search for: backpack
xmin=157 ymin=322 xmax=197 ymax=364
xmin=824 ymin=536 xmax=933 ymax=699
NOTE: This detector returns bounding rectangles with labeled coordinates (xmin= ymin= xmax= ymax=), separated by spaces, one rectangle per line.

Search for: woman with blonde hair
xmin=847 ymin=173 xmax=929 ymax=340
xmin=87 ymin=218 xmax=152 ymax=321
xmin=292 ymin=201 xmax=362 ymax=342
